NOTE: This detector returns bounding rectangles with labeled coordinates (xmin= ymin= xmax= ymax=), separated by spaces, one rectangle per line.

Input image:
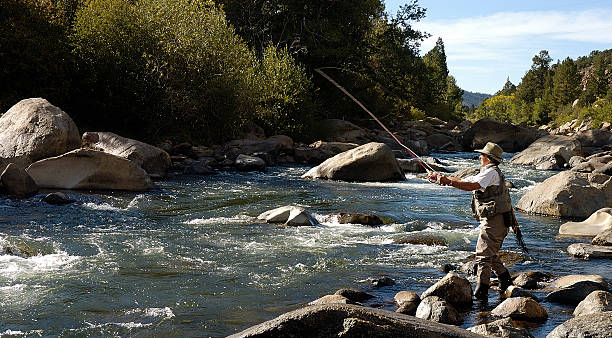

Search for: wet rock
xmin=308 ymin=294 xmax=353 ymax=306
xmin=509 ymin=135 xmax=582 ymax=169
xmin=567 ymin=243 xmax=612 ymax=259
xmin=394 ymin=291 xmax=420 ymax=307
xmin=513 ymin=271 xmax=552 ymax=290
xmin=41 ymin=192 xmax=75 ymax=205
xmin=257 ymin=206 xmax=318 ymax=226
xmin=372 ymin=276 xmax=395 ymax=288
xmin=82 ymin=132 xmax=171 ymax=178
xmin=415 ymin=296 xmax=462 ymax=325
xmin=593 ymin=228 xmax=612 ymax=246
xmin=396 ymin=301 xmax=418 ymax=315
xmin=516 ymin=171 xmax=612 ymax=218
xmin=394 ymin=233 xmax=447 ymax=246
xmin=490 ymin=297 xmax=547 ymax=322
xmin=559 ymin=208 xmax=612 ymax=237
xmin=334 ymin=289 xmax=374 ymax=303
xmin=547 ymin=311 xmax=612 ymax=338
xmin=234 ymin=154 xmax=266 ymax=172
xmin=0 ymin=98 xmax=80 ymax=165
xmin=573 ymin=290 xmax=612 ymax=316
xmin=501 ymin=286 xmax=538 ymax=300
xmin=545 ymin=274 xmax=608 ymax=305
xmin=0 ymin=163 xmax=38 ymax=197
xmin=228 ymin=304 xmax=483 ymax=338
xmin=26 ymin=149 xmax=153 ymax=191
xmin=421 ymin=272 xmax=472 ymax=308
xmin=467 ymin=317 xmax=534 ymax=338
xmin=331 ymin=212 xmax=383 ymax=226
xmin=301 ymin=142 xmax=405 ymax=182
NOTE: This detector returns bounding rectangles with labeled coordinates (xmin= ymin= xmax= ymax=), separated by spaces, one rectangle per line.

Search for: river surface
xmin=1 ymin=152 xmax=611 ymax=337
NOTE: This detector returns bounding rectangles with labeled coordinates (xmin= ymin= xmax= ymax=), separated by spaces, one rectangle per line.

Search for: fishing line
xmin=315 ymin=67 xmax=436 ymax=173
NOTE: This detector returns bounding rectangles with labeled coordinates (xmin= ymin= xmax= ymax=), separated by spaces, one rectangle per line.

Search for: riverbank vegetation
xmin=471 ymin=50 xmax=612 ymax=128
xmin=1 ymin=0 xmax=464 ymax=144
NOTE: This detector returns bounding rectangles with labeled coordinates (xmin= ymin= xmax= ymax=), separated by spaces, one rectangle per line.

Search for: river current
xmin=1 ymin=152 xmax=611 ymax=337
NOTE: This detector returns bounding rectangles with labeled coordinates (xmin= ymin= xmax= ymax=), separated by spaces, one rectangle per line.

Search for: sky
xmin=384 ymin=0 xmax=612 ymax=94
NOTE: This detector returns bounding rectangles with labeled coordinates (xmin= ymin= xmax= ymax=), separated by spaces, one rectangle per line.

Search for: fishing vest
xmin=471 ymin=165 xmax=513 ymax=220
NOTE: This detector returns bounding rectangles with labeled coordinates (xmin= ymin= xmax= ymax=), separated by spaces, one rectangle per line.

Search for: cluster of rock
xmin=231 ymin=270 xmax=611 ymax=337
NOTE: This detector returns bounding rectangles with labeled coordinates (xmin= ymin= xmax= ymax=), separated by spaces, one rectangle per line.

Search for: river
xmin=1 ymin=152 xmax=611 ymax=337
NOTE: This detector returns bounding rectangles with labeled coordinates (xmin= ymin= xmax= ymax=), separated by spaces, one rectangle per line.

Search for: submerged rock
xmin=228 ymin=304 xmax=482 ymax=338
xmin=41 ymin=192 xmax=75 ymax=205
xmin=301 ymin=142 xmax=405 ymax=182
xmin=394 ymin=233 xmax=447 ymax=246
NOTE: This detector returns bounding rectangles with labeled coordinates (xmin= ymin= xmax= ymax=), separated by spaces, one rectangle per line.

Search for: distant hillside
xmin=462 ymin=91 xmax=491 ymax=107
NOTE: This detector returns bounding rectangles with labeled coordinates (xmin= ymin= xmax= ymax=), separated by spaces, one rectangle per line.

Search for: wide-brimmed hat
xmin=559 ymin=208 xmax=612 ymax=237
xmin=475 ymin=142 xmax=503 ymax=163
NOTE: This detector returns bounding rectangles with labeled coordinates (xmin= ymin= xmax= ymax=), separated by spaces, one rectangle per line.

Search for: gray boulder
xmin=420 ymin=272 xmax=472 ymax=308
xmin=467 ymin=317 xmax=534 ymax=338
xmin=516 ymin=171 xmax=612 ymax=218
xmin=308 ymin=294 xmax=354 ymax=306
xmin=509 ymin=135 xmax=582 ymax=169
xmin=334 ymin=289 xmax=374 ymax=303
xmin=573 ymin=291 xmax=612 ymax=317
xmin=235 ymin=154 xmax=266 ymax=172
xmin=26 ymin=149 xmax=153 ymax=191
xmin=81 ymin=132 xmax=171 ymax=178
xmin=294 ymin=141 xmax=359 ymax=165
xmin=394 ymin=291 xmax=421 ymax=307
xmin=228 ymin=304 xmax=483 ymax=338
xmin=257 ymin=206 xmax=318 ymax=226
xmin=567 ymin=243 xmax=612 ymax=259
xmin=546 ymin=311 xmax=612 ymax=338
xmin=490 ymin=297 xmax=548 ymax=322
xmin=301 ymin=142 xmax=405 ymax=182
xmin=415 ymin=296 xmax=462 ymax=325
xmin=0 ymin=163 xmax=38 ymax=197
xmin=0 ymin=98 xmax=80 ymax=168
xmin=545 ymin=274 xmax=608 ymax=305
xmin=461 ymin=119 xmax=539 ymax=153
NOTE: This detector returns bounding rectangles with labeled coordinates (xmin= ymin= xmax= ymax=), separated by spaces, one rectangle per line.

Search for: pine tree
xmin=423 ymin=37 xmax=449 ymax=104
xmin=552 ymin=57 xmax=580 ymax=109
xmin=515 ymin=50 xmax=552 ymax=103
xmin=580 ymin=54 xmax=608 ymax=105
xmin=496 ymin=77 xmax=516 ymax=96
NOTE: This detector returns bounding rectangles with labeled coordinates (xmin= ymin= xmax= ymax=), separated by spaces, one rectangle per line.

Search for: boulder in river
xmin=334 ymin=289 xmax=375 ymax=303
xmin=26 ymin=149 xmax=153 ymax=191
xmin=393 ymin=291 xmax=421 ymax=307
xmin=301 ymin=142 xmax=405 ymax=182
xmin=467 ymin=317 xmax=534 ymax=338
xmin=308 ymin=294 xmax=354 ymax=306
xmin=41 ymin=192 xmax=75 ymax=205
xmin=545 ymin=274 xmax=608 ymax=305
xmin=490 ymin=297 xmax=548 ymax=322
xmin=256 ymin=206 xmax=318 ymax=226
xmin=567 ymin=243 xmax=612 ymax=259
xmin=559 ymin=208 xmax=612 ymax=237
xmin=573 ymin=290 xmax=612 ymax=317
xmin=420 ymin=272 xmax=472 ymax=308
xmin=509 ymin=135 xmax=582 ymax=169
xmin=234 ymin=154 xmax=266 ymax=172
xmin=415 ymin=296 xmax=462 ymax=325
xmin=516 ymin=171 xmax=612 ymax=218
xmin=546 ymin=311 xmax=612 ymax=338
xmin=512 ymin=271 xmax=552 ymax=290
xmin=81 ymin=132 xmax=171 ymax=178
xmin=329 ymin=212 xmax=384 ymax=226
xmin=593 ymin=228 xmax=612 ymax=246
xmin=228 ymin=304 xmax=482 ymax=338
xmin=0 ymin=98 xmax=80 ymax=168
xmin=461 ymin=119 xmax=540 ymax=153
xmin=0 ymin=163 xmax=38 ymax=197
xmin=294 ymin=141 xmax=358 ymax=165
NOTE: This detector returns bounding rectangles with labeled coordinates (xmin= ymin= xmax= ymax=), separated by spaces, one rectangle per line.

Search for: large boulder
xmin=490 ymin=297 xmax=548 ymax=322
xmin=301 ymin=142 xmax=405 ymax=182
xmin=234 ymin=154 xmax=266 ymax=172
xmin=26 ymin=149 xmax=153 ymax=191
xmin=546 ymin=311 xmax=612 ymax=338
xmin=559 ymin=208 xmax=612 ymax=237
xmin=415 ymin=296 xmax=462 ymax=325
xmin=420 ymin=272 xmax=472 ymax=308
xmin=567 ymin=243 xmax=612 ymax=259
xmin=0 ymin=98 xmax=80 ymax=167
xmin=516 ymin=171 xmax=612 ymax=218
xmin=573 ymin=291 xmax=612 ymax=316
xmin=228 ymin=304 xmax=482 ymax=338
xmin=575 ymin=129 xmax=612 ymax=148
xmin=509 ymin=135 xmax=582 ymax=169
xmin=545 ymin=274 xmax=608 ymax=305
xmin=294 ymin=141 xmax=359 ymax=164
xmin=461 ymin=119 xmax=539 ymax=153
xmin=0 ymin=163 xmax=38 ymax=197
xmin=81 ymin=132 xmax=171 ymax=178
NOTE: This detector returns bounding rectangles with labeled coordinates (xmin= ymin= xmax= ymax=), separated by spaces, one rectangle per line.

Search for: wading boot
xmin=474 ymin=283 xmax=489 ymax=301
xmin=498 ymin=271 xmax=513 ymax=292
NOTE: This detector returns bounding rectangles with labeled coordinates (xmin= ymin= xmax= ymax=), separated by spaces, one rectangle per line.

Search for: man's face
xmin=479 ymin=154 xmax=489 ymax=166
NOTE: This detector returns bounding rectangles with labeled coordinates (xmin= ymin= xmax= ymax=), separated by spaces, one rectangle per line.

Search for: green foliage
xmin=496 ymin=77 xmax=516 ymax=96
xmin=423 ymin=38 xmax=449 ymax=104
xmin=552 ymin=57 xmax=580 ymax=109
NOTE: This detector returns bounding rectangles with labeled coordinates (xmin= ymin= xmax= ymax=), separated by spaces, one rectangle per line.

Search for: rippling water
xmin=1 ymin=152 xmax=611 ymax=337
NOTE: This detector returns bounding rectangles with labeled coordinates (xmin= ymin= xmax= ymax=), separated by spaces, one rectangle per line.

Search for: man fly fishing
xmin=428 ymin=142 xmax=528 ymax=301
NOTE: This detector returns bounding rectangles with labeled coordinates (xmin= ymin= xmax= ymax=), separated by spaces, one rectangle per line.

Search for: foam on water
xmin=82 ymin=202 xmax=125 ymax=212
xmin=185 ymin=214 xmax=256 ymax=225
xmin=0 ymin=252 xmax=80 ymax=275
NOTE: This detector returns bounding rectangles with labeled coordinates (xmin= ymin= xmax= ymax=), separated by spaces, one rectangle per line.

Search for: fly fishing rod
xmin=315 ymin=67 xmax=436 ymax=173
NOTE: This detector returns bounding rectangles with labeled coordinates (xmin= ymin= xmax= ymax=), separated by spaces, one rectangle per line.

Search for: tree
xmin=515 ymin=50 xmax=552 ymax=103
xmin=580 ymin=53 xmax=608 ymax=105
xmin=496 ymin=77 xmax=516 ymax=96
xmin=445 ymin=75 xmax=464 ymax=118
xmin=552 ymin=57 xmax=580 ymax=109
xmin=423 ymin=37 xmax=449 ymax=104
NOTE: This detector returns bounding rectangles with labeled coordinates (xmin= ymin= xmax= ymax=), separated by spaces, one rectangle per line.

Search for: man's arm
xmin=429 ymin=172 xmax=482 ymax=191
